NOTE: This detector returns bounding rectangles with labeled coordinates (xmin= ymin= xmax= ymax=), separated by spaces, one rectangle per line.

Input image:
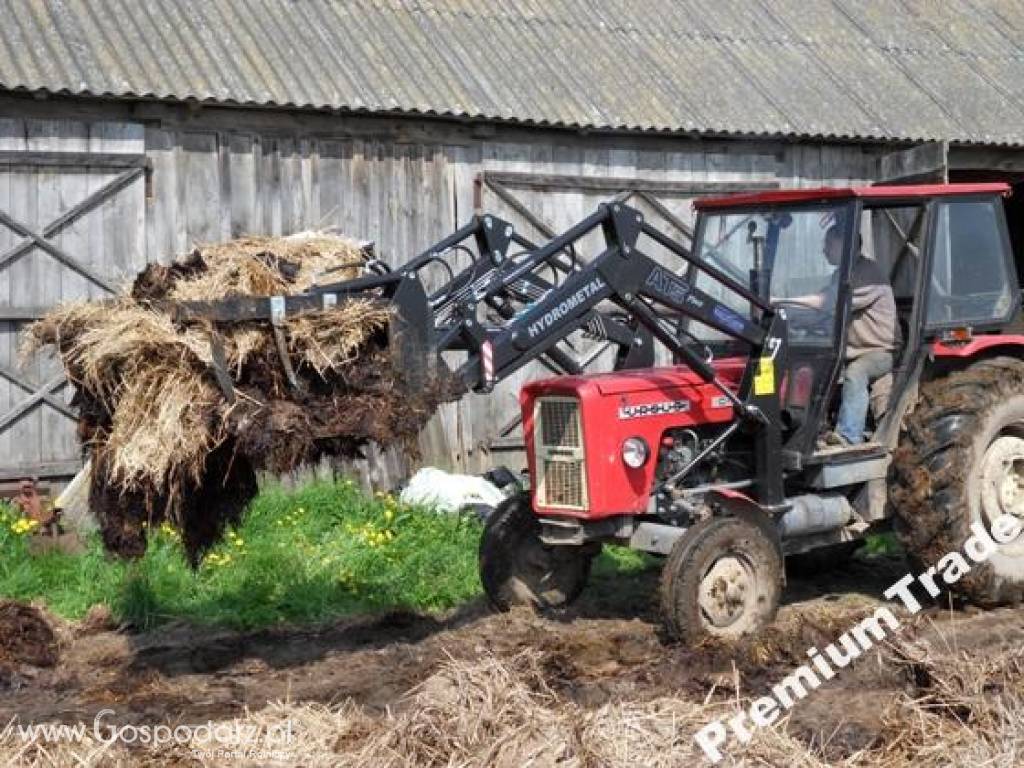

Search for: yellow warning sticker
xmin=753 ymin=357 xmax=775 ymax=396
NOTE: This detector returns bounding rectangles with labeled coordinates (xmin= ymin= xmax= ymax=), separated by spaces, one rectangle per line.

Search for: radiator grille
xmin=540 ymin=399 xmax=581 ymax=448
xmin=534 ymin=397 xmax=587 ymax=510
xmin=541 ymin=459 xmax=585 ymax=507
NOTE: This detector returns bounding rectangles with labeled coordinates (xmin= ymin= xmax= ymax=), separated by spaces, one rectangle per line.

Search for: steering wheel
xmin=773 ymin=301 xmax=832 ymax=338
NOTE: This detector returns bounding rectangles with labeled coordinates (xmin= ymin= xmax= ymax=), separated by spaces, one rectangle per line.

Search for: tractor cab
xmin=689 ymin=183 xmax=1019 ymax=458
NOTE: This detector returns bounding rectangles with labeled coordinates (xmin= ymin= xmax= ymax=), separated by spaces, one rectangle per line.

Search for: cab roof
xmin=694 ymin=183 xmax=1011 ymax=211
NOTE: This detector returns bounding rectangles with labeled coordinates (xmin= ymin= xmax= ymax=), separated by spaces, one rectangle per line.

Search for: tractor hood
xmin=524 ymin=359 xmax=747 ymax=398
xmin=593 ymin=359 xmax=747 ymax=396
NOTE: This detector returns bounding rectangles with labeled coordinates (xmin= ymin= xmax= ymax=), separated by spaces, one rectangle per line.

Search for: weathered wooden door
xmin=0 ymin=120 xmax=146 ymax=485
xmin=459 ymin=170 xmax=778 ymax=470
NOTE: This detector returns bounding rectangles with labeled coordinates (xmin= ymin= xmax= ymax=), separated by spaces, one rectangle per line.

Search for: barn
xmin=2 ymin=0 xmax=1024 ymax=491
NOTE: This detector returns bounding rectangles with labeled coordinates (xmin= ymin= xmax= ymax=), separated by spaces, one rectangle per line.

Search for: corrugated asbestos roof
xmin=1 ymin=0 xmax=1024 ymax=145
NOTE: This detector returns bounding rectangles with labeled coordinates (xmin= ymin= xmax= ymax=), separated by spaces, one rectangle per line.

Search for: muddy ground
xmin=3 ymin=553 xmax=1024 ymax=763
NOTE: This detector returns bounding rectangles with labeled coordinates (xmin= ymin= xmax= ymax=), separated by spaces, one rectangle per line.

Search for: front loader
xmin=171 ymin=182 xmax=1024 ymax=642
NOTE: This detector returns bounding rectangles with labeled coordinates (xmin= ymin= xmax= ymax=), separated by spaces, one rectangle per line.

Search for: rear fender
xmin=930 ymin=335 xmax=1024 ymax=360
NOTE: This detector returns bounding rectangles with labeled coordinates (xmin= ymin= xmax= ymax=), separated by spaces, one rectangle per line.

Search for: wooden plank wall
xmin=1 ymin=113 xmax=878 ymax=487
xmin=0 ymin=118 xmax=144 ymax=481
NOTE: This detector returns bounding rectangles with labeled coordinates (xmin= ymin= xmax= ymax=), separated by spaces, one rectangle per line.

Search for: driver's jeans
xmin=837 ymin=351 xmax=894 ymax=444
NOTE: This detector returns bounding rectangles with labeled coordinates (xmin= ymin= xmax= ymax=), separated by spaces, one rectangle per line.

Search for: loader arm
xmin=163 ymin=212 xmax=653 ymax=391
xmin=451 ymin=202 xmax=790 ymax=506
xmin=315 ymin=213 xmax=655 ymax=376
xmin=158 ymin=202 xmax=789 ymax=504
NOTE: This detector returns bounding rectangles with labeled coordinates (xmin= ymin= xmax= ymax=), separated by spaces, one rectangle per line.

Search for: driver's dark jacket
xmin=825 ymin=257 xmax=899 ymax=361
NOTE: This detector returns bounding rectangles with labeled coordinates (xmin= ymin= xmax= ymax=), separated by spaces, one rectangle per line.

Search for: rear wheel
xmin=660 ymin=516 xmax=783 ymax=643
xmin=892 ymin=357 xmax=1024 ymax=605
xmin=479 ymin=493 xmax=596 ymax=610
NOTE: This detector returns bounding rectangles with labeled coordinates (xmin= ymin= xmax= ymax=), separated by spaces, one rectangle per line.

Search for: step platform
xmin=805 ymin=440 xmax=886 ymax=465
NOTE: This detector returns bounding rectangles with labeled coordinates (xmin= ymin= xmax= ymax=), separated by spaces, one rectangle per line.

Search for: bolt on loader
xmin=174 ymin=182 xmax=1024 ymax=642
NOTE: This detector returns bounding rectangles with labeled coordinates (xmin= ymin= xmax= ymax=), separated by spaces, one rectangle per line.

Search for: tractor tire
xmin=892 ymin=356 xmax=1024 ymax=606
xmin=479 ymin=493 xmax=597 ymax=611
xmin=660 ymin=516 xmax=783 ymax=643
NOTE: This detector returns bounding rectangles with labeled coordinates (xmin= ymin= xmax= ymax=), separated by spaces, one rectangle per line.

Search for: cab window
xmin=691 ymin=205 xmax=849 ymax=347
xmin=926 ymin=199 xmax=1016 ymax=328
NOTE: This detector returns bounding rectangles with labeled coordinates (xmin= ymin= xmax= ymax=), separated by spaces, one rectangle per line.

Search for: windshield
xmin=691 ymin=204 xmax=851 ymax=346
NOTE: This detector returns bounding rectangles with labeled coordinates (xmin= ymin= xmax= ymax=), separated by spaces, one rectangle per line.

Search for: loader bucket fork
xmin=313 ymin=269 xmax=439 ymax=391
xmin=157 ymin=213 xmax=581 ymax=397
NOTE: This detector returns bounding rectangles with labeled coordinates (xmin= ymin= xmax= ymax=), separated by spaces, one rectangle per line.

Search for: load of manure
xmin=23 ymin=232 xmax=453 ymax=564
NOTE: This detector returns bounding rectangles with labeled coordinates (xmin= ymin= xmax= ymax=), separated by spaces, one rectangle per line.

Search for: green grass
xmin=591 ymin=544 xmax=657 ymax=578
xmin=0 ymin=482 xmax=658 ymax=631
xmin=0 ymin=481 xmax=485 ymax=630
xmin=862 ymin=531 xmax=902 ymax=556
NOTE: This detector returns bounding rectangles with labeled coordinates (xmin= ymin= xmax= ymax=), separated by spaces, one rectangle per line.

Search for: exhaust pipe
xmin=778 ymin=494 xmax=853 ymax=538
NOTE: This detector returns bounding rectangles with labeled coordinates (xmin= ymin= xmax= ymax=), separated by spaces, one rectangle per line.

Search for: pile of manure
xmin=24 ymin=232 xmax=453 ymax=563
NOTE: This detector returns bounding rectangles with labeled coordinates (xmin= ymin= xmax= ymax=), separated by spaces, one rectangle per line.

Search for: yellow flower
xmin=205 ymin=551 xmax=235 ymax=567
xmin=10 ymin=517 xmax=40 ymax=536
xmin=233 ymin=538 xmax=245 ymax=548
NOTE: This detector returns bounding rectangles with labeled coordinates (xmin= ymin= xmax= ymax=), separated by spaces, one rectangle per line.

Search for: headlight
xmin=621 ymin=437 xmax=649 ymax=469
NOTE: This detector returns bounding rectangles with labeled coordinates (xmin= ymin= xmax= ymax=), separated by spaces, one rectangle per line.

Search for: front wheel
xmin=479 ymin=493 xmax=597 ymax=610
xmin=660 ymin=516 xmax=783 ymax=643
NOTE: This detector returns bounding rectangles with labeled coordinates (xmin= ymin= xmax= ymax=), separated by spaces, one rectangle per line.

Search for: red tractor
xmin=192 ymin=182 xmax=1023 ymax=641
xmin=465 ymin=184 xmax=1024 ymax=641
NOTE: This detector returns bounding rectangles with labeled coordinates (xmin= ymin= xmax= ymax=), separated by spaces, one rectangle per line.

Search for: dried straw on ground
xmin=5 ymin=644 xmax=1022 ymax=768
xmin=23 ymin=232 xmax=451 ymax=562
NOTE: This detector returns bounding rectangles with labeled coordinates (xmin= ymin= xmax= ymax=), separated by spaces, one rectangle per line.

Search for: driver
xmin=780 ymin=224 xmax=898 ymax=446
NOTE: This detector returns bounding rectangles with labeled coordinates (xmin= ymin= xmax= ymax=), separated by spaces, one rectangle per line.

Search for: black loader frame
xmin=163 ymin=202 xmax=792 ymax=511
